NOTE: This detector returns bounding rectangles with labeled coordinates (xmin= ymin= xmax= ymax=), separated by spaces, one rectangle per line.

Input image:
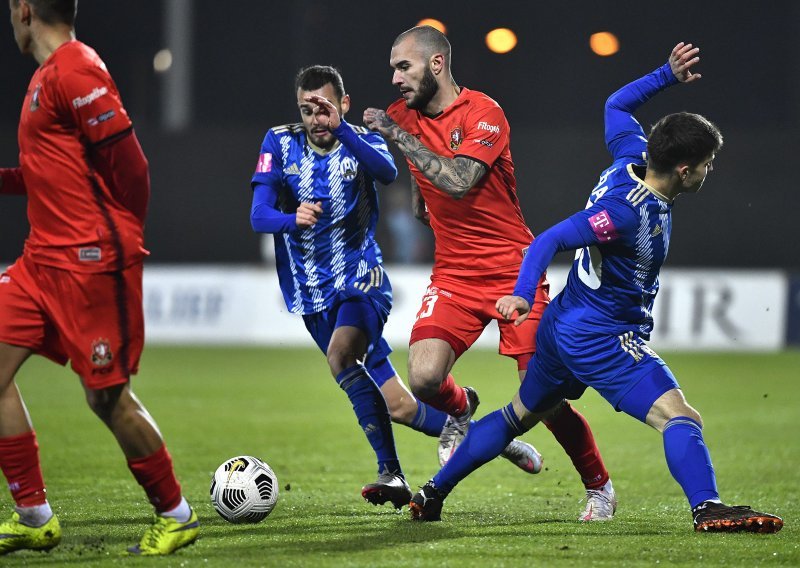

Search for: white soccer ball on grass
xmin=210 ymin=455 xmax=279 ymax=523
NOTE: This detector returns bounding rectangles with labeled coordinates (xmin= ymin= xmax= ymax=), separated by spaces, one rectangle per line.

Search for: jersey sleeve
xmin=250 ymin=129 xmax=284 ymax=190
xmin=604 ymin=62 xmax=679 ymax=161
xmin=55 ymin=65 xmax=133 ymax=145
xmin=332 ymin=120 xmax=397 ymax=185
xmin=455 ymin=104 xmax=507 ymax=169
xmin=512 ymin=194 xmax=639 ymax=304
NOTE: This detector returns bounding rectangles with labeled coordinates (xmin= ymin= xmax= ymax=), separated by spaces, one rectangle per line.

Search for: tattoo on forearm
xmin=386 ymin=124 xmax=485 ymax=198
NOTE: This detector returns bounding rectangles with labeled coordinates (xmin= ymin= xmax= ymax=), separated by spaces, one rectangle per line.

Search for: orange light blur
xmin=590 ymin=32 xmax=620 ymax=56
xmin=416 ymin=18 xmax=447 ymax=34
xmin=485 ymin=28 xmax=517 ymax=54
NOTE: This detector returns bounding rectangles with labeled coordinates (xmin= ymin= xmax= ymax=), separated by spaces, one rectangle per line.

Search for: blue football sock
xmin=433 ymin=404 xmax=524 ymax=495
xmin=410 ymin=400 xmax=448 ymax=437
xmin=337 ymin=365 xmax=402 ymax=476
xmin=663 ymin=416 xmax=720 ymax=508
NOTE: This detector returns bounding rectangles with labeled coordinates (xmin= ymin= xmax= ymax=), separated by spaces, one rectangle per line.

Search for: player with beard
xmin=363 ymin=25 xmax=616 ymax=519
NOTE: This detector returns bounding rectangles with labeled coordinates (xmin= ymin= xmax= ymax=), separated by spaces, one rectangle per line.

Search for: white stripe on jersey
xmin=327 ymin=151 xmax=348 ymax=291
xmin=298 ymin=150 xmax=325 ymax=312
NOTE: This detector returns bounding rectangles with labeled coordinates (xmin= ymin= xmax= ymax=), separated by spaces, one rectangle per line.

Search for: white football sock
xmin=160 ymin=496 xmax=191 ymax=523
xmin=15 ymin=502 xmax=53 ymax=527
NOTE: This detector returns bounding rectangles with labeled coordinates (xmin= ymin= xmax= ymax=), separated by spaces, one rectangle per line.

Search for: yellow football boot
xmin=0 ymin=512 xmax=61 ymax=555
xmin=127 ymin=509 xmax=199 ymax=555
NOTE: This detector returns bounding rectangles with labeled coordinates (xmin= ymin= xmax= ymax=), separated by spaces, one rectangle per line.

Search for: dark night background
xmin=2 ymin=0 xmax=798 ymax=268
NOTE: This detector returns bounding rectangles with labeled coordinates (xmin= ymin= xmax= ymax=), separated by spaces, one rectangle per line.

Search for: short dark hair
xmin=393 ymin=25 xmax=452 ymax=70
xmin=294 ymin=65 xmax=345 ymax=101
xmin=647 ymin=112 xmax=723 ymax=174
xmin=13 ymin=0 xmax=77 ymax=26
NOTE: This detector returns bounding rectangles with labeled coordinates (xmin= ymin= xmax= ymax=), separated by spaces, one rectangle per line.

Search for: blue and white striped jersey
xmin=251 ymin=122 xmax=395 ymax=315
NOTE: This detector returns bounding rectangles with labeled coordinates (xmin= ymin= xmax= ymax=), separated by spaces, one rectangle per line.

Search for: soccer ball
xmin=210 ymin=455 xmax=279 ymax=523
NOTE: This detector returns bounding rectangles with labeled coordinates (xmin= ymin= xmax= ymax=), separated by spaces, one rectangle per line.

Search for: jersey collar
xmin=626 ymin=163 xmax=672 ymax=203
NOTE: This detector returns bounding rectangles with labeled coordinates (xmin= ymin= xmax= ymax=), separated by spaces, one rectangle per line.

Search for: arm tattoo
xmin=380 ymin=118 xmax=486 ymax=199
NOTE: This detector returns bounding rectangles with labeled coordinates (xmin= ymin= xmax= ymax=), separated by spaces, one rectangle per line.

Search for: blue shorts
xmin=520 ymin=308 xmax=679 ymax=422
xmin=302 ymin=266 xmax=397 ymax=387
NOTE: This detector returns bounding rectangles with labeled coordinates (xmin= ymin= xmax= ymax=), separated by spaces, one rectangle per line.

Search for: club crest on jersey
xmin=30 ymin=85 xmax=42 ymax=111
xmin=90 ymin=339 xmax=113 ymax=367
xmin=449 ymin=126 xmax=463 ymax=151
xmin=340 ymin=157 xmax=358 ymax=181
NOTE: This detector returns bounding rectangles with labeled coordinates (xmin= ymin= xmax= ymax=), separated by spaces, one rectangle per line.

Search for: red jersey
xmin=388 ymin=88 xmax=533 ymax=276
xmin=17 ymin=40 xmax=146 ymax=272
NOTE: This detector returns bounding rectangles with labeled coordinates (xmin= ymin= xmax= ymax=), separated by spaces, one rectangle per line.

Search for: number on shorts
xmin=416 ymin=294 xmax=438 ymax=321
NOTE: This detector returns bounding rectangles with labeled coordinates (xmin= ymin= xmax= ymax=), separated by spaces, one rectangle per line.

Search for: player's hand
xmin=496 ymin=295 xmax=531 ymax=326
xmin=669 ymin=42 xmax=701 ymax=83
xmin=295 ymin=201 xmax=323 ymax=229
xmin=411 ymin=185 xmax=430 ymax=226
xmin=304 ymin=95 xmax=341 ymax=130
xmin=363 ymin=108 xmax=396 ymax=134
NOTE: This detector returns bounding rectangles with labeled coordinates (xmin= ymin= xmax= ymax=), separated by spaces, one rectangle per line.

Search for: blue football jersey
xmin=251 ymin=123 xmax=394 ymax=314
xmin=551 ymin=63 xmax=679 ymax=338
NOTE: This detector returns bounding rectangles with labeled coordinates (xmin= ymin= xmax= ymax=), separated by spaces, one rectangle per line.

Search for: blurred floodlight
xmin=417 ymin=18 xmax=447 ymax=34
xmin=153 ymin=49 xmax=173 ymax=73
xmin=486 ymin=28 xmax=517 ymax=54
xmin=589 ymin=32 xmax=619 ymax=56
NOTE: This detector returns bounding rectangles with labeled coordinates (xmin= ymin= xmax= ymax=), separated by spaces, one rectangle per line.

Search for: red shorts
xmin=410 ymin=269 xmax=550 ymax=367
xmin=0 ymin=256 xmax=144 ymax=389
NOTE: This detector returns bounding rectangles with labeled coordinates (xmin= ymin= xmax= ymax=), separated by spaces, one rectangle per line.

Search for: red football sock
xmin=545 ymin=403 xmax=609 ymax=490
xmin=420 ymin=374 xmax=467 ymax=416
xmin=0 ymin=431 xmax=47 ymax=507
xmin=127 ymin=445 xmax=182 ymax=513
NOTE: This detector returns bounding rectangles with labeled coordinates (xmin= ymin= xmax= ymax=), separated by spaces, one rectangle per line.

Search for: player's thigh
xmin=407 ymin=337 xmax=456 ymax=386
xmin=410 ymin=277 xmax=487 ymax=359
xmin=561 ymin=328 xmax=678 ymax=423
xmin=39 ymin=263 xmax=144 ymax=389
xmin=518 ymin=312 xmax=586 ymax=414
xmin=0 ymin=259 xmax=68 ymax=369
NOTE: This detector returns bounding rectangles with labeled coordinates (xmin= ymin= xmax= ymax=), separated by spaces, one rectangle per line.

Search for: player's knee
xmin=325 ymin=348 xmax=359 ymax=377
xmin=84 ymin=384 xmax=124 ymax=423
xmin=406 ymin=361 xmax=444 ymax=400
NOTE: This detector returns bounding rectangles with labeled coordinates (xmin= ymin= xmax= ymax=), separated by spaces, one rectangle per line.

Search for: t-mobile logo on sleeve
xmin=256 ymin=153 xmax=272 ymax=173
xmin=588 ymin=210 xmax=619 ymax=242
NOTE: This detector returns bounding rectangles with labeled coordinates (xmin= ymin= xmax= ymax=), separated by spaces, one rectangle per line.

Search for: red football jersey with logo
xmin=17 ymin=40 xmax=146 ymax=272
xmin=388 ymin=88 xmax=533 ymax=276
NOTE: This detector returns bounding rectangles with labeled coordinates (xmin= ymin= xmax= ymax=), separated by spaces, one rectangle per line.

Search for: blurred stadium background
xmin=2 ymin=0 xmax=799 ymax=350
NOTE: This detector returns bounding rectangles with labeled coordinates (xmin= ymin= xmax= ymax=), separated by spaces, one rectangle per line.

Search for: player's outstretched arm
xmin=363 ymin=107 xmax=485 ymax=199
xmin=0 ymin=168 xmax=26 ymax=195
xmin=604 ymin=42 xmax=702 ymax=160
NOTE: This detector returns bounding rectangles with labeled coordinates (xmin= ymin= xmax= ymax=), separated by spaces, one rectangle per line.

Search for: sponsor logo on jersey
xmin=588 ymin=210 xmax=619 ymax=242
xmin=473 ymin=139 xmax=494 ymax=148
xmin=284 ymin=163 xmax=300 ymax=175
xmin=87 ymin=109 xmax=116 ymax=126
xmin=477 ymin=121 xmax=500 ymax=134
xmin=72 ymin=86 xmax=109 ymax=109
xmin=90 ymin=338 xmax=113 ymax=367
xmin=256 ymin=153 xmax=272 ymax=173
xmin=340 ymin=157 xmax=358 ymax=181
xmin=651 ymin=224 xmax=662 ymax=237
xmin=79 ymin=247 xmax=102 ymax=261
xmin=449 ymin=126 xmax=463 ymax=151
xmin=30 ymin=85 xmax=42 ymax=111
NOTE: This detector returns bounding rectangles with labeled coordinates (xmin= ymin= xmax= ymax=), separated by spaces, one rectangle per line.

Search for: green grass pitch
xmin=6 ymin=347 xmax=799 ymax=566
